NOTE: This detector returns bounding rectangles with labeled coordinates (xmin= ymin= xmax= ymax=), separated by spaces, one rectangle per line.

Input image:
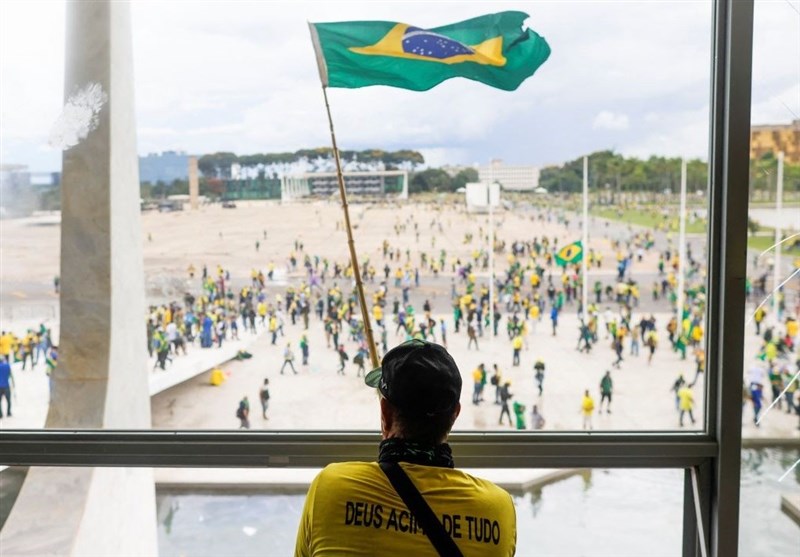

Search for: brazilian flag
xmin=309 ymin=12 xmax=551 ymax=91
xmin=555 ymin=241 xmax=583 ymax=267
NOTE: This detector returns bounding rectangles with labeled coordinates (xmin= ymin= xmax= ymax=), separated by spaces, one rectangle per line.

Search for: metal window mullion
xmin=0 ymin=431 xmax=718 ymax=468
xmin=705 ymin=1 xmax=754 ymax=557
xmin=683 ymin=469 xmax=699 ymax=557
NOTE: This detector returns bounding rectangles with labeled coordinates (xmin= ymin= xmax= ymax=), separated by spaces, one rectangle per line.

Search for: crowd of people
xmin=4 ymin=205 xmax=798 ymax=433
xmin=159 ymin=207 xmax=799 ymax=432
xmin=0 ymin=325 xmax=59 ymax=418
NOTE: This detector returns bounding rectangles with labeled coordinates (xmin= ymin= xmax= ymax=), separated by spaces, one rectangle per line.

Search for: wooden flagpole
xmin=321 ymin=85 xmax=380 ymax=369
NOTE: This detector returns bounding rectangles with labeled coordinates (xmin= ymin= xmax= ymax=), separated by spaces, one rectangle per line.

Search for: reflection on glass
xmin=156 ymin=453 xmax=800 ymax=556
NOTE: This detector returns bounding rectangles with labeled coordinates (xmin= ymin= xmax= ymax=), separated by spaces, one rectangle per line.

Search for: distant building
xmin=284 ymin=170 xmax=408 ymax=201
xmin=478 ymin=159 xmax=540 ymax=191
xmin=0 ymin=164 xmax=30 ymax=189
xmin=138 ymin=151 xmax=190 ymax=183
xmin=30 ymin=172 xmax=61 ymax=187
xmin=750 ymin=119 xmax=800 ymax=164
xmin=0 ymin=164 xmax=36 ymax=216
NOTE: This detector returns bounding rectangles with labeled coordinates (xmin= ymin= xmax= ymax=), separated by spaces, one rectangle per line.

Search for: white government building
xmin=478 ymin=159 xmax=540 ymax=191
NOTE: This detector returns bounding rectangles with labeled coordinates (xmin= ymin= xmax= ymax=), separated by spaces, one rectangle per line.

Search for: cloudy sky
xmin=1 ymin=0 xmax=798 ymax=172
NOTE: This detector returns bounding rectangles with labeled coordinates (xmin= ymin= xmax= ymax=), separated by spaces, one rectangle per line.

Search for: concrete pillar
xmin=0 ymin=2 xmax=157 ymax=555
xmin=189 ymin=156 xmax=199 ymax=209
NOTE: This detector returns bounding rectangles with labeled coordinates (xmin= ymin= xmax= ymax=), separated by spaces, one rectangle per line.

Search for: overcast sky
xmin=1 ymin=1 xmax=798 ymax=172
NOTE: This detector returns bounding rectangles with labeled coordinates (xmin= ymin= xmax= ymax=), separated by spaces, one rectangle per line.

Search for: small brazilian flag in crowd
xmin=308 ymin=11 xmax=551 ymax=91
xmin=555 ymin=241 xmax=583 ymax=267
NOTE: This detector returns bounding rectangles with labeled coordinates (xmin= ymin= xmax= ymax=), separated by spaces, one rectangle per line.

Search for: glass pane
xmin=739 ymin=448 xmax=800 ymax=557
xmin=2 ymin=457 xmax=798 ymax=555
xmin=739 ymin=0 xmax=800 ymax=439
xmin=0 ymin=466 xmax=683 ymax=556
xmin=158 ymin=469 xmax=688 ymax=557
xmin=1 ymin=0 xmax=753 ymax=433
xmin=739 ymin=1 xmax=800 ymax=553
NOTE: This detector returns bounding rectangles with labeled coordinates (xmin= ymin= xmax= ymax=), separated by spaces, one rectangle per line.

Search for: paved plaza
xmin=1 ymin=200 xmax=797 ymax=438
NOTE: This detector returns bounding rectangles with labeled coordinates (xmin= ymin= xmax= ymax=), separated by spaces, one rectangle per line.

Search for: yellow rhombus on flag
xmin=555 ymin=241 xmax=583 ymax=267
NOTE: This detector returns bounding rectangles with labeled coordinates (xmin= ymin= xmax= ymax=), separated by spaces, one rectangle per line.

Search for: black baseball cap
xmin=365 ymin=339 xmax=462 ymax=417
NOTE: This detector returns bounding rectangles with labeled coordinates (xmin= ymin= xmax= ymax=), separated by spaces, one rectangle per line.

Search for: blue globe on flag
xmin=401 ymin=27 xmax=474 ymax=59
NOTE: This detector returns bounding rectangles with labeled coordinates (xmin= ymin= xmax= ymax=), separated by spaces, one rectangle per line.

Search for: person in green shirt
xmin=513 ymin=401 xmax=526 ymax=430
xmin=768 ymin=366 xmax=784 ymax=411
xmin=599 ymin=371 xmax=613 ymax=414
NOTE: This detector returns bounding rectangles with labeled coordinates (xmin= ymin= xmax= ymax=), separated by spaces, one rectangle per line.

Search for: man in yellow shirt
xmin=0 ymin=332 xmax=12 ymax=359
xmin=471 ymin=364 xmax=485 ymax=405
xmin=511 ymin=334 xmax=523 ymax=367
xmin=581 ymin=389 xmax=595 ymax=430
xmin=373 ymin=304 xmax=384 ymax=328
xmin=678 ymin=385 xmax=696 ymax=427
xmin=295 ymin=341 xmax=516 ymax=556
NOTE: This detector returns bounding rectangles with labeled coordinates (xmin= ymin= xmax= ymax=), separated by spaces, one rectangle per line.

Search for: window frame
xmin=0 ymin=2 xmax=755 ymax=556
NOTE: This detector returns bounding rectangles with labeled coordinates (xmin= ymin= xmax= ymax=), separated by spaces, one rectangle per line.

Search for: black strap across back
xmin=379 ymin=461 xmax=464 ymax=557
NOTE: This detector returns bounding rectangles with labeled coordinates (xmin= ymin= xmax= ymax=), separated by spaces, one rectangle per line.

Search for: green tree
xmin=410 ymin=168 xmax=452 ymax=193
xmin=452 ymin=168 xmax=479 ymax=190
xmin=198 ymin=152 xmax=238 ymax=178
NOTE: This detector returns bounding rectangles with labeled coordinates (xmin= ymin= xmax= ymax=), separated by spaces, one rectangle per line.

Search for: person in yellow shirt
xmin=678 ymin=385 xmax=696 ymax=426
xmin=581 ymin=389 xmax=595 ymax=430
xmin=373 ymin=304 xmax=384 ymax=328
xmin=269 ymin=315 xmax=278 ymax=345
xmin=257 ymin=302 xmax=267 ymax=326
xmin=0 ymin=332 xmax=12 ymax=359
xmin=785 ymin=316 xmax=798 ymax=342
xmin=690 ymin=323 xmax=703 ymax=346
xmin=511 ymin=334 xmax=523 ymax=366
xmin=471 ymin=364 xmax=485 ymax=405
xmin=296 ymin=342 xmax=516 ymax=557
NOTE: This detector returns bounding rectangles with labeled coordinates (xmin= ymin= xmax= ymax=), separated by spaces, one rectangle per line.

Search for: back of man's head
xmin=366 ymin=340 xmax=462 ymax=445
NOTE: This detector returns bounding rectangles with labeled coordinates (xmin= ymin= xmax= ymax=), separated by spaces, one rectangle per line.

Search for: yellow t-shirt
xmin=295 ymin=461 xmax=516 ymax=557
xmin=678 ymin=387 xmax=694 ymax=411
xmin=0 ymin=334 xmax=12 ymax=356
xmin=581 ymin=395 xmax=595 ymax=414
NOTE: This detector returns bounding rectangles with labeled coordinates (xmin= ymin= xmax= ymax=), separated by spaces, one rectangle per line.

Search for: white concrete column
xmin=0 ymin=2 xmax=157 ymax=555
xmin=189 ymin=156 xmax=200 ymax=210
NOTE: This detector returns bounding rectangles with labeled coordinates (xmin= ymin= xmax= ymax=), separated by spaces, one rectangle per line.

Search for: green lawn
xmin=592 ymin=207 xmax=800 ymax=253
xmin=592 ymin=207 xmax=707 ymax=234
xmin=747 ymin=234 xmax=800 ymax=253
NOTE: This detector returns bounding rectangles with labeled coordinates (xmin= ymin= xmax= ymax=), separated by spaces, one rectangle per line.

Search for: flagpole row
xmin=773 ymin=151 xmax=784 ymax=323
xmin=582 ymin=156 xmax=589 ymax=319
xmin=320 ymin=85 xmax=380 ymax=369
xmin=677 ymin=158 xmax=687 ymax=337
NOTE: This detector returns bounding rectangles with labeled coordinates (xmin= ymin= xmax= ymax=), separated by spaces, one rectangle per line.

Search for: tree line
xmin=540 ymin=150 xmax=800 ymax=196
xmin=409 ymin=167 xmax=479 ymax=194
xmin=540 ymin=151 xmax=709 ymax=194
xmin=145 ymin=148 xmax=799 ymax=200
